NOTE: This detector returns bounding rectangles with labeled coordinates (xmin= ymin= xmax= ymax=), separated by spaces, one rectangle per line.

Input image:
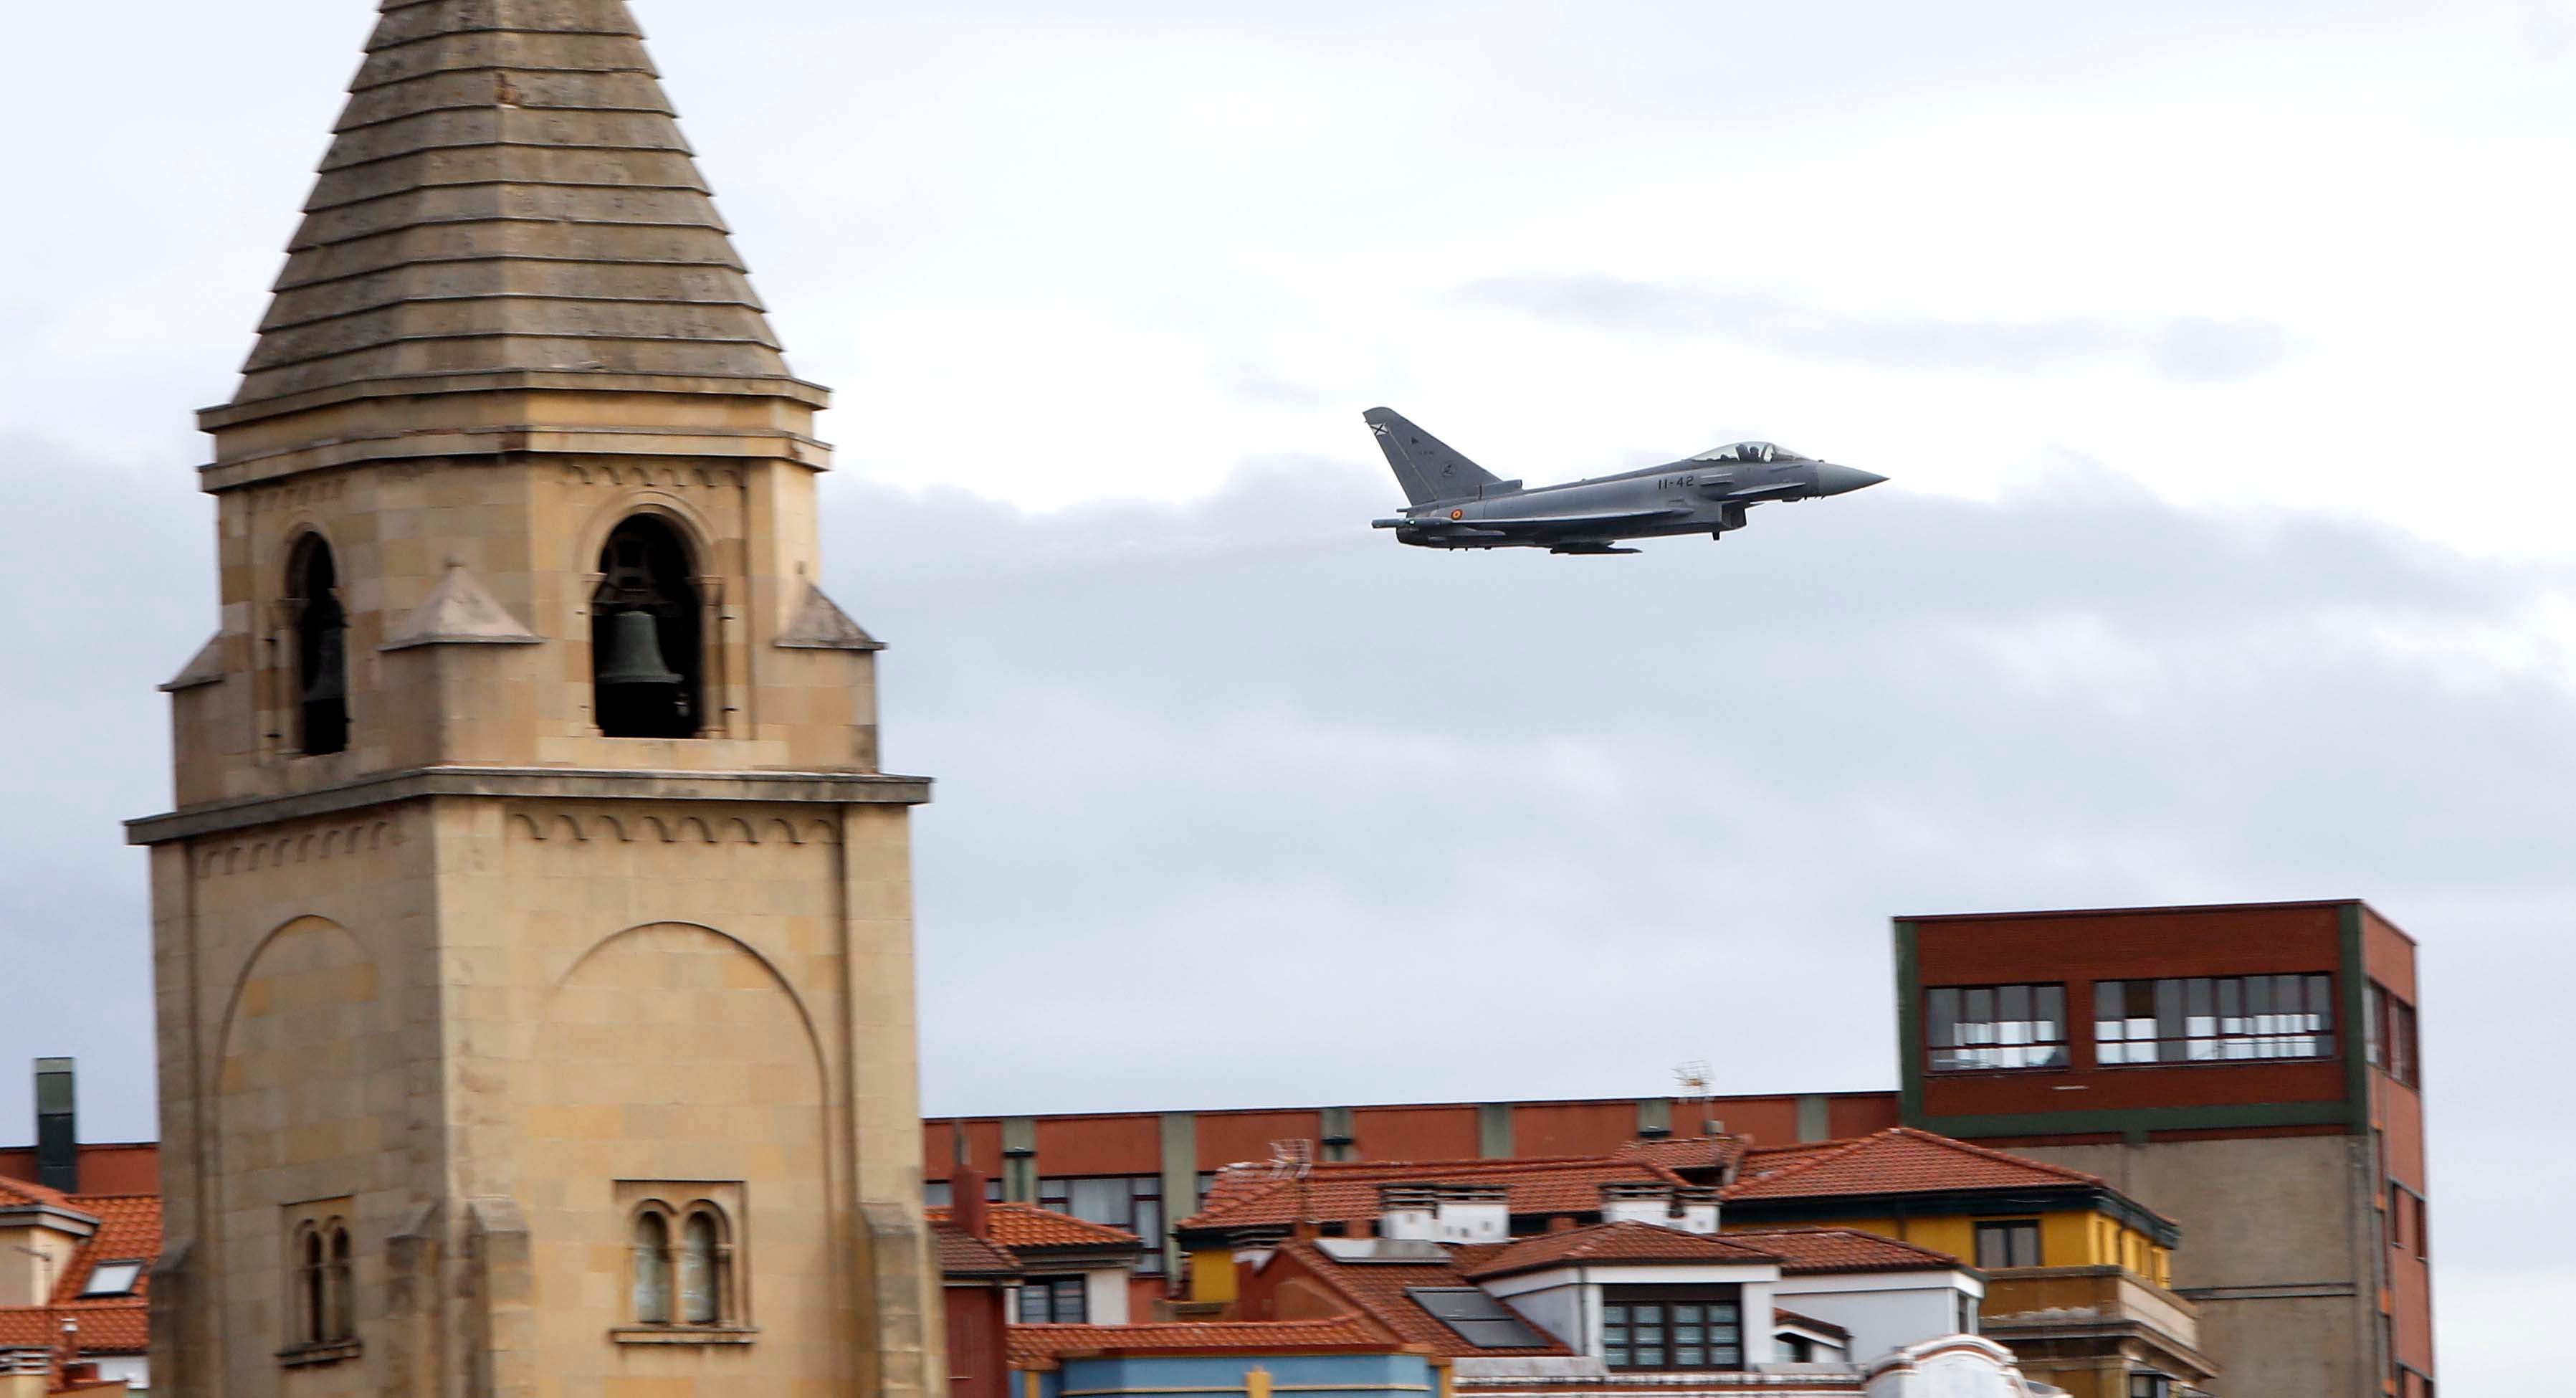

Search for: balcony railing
xmin=1978 ymin=1265 xmax=2216 ymax=1391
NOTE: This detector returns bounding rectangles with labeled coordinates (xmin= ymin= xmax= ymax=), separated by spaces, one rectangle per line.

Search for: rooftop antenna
xmin=1267 ymin=1138 xmax=1315 ymax=1230
xmin=1676 ymin=1060 xmax=1717 ymax=1136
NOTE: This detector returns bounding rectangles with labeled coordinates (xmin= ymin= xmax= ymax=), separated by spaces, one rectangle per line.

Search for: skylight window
xmin=82 ymin=1260 xmax=145 ymax=1297
xmin=1405 ymin=1287 xmax=1549 ymax=1349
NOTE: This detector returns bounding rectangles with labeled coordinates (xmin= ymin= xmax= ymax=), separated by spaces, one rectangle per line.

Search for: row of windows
xmin=269 ymin=513 xmax=713 ymax=756
xmin=1926 ymin=974 xmax=2343 ymax=1073
xmin=1601 ymin=1287 xmax=1743 ymax=1371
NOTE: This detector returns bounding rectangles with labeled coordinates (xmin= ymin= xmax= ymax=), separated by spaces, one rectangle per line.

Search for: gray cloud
xmin=1462 ymin=275 xmax=2294 ymax=381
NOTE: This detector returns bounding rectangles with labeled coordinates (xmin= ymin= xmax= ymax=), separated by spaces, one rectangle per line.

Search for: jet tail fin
xmin=1364 ymin=407 xmax=1502 ymax=506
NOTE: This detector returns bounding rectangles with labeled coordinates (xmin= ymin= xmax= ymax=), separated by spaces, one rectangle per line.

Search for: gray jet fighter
xmin=1365 ymin=407 xmax=1885 ymax=554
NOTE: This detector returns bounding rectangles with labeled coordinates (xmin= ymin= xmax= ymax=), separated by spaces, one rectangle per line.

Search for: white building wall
xmin=1771 ymin=1273 xmax=1973 ymax=1367
xmin=1085 ymin=1266 xmax=1131 ymax=1323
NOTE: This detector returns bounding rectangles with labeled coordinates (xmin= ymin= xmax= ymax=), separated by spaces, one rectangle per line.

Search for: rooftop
xmin=1007 ymin=1315 xmax=1401 ymax=1368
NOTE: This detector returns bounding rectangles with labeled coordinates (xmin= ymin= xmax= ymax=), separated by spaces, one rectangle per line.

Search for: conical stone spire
xmin=229 ymin=0 xmax=795 ymax=414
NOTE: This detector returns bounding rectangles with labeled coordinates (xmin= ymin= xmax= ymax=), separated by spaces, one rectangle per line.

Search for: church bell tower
xmin=127 ymin=3 xmax=943 ymax=1394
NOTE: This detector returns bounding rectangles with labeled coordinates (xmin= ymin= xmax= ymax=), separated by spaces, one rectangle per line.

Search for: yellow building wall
xmin=1725 ymin=1209 xmax=2171 ymax=1281
xmin=1191 ymin=1247 xmax=1239 ymax=1303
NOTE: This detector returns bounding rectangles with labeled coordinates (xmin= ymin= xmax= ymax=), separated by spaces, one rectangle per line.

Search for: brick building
xmin=924 ymin=900 xmax=2433 ymax=1397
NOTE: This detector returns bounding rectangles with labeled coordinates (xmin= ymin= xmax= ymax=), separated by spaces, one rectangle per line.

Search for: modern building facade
xmin=1898 ymin=900 xmax=2433 ymax=1398
xmin=925 ymin=900 xmax=2434 ymax=1396
xmin=120 ymin=1 xmax=941 ymax=1394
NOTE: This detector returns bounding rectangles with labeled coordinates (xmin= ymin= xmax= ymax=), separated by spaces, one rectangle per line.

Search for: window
xmin=1956 ymin=1290 xmax=1979 ymax=1336
xmin=591 ymin=515 xmax=704 ymax=738
xmin=300 ymin=1227 xmax=328 ymax=1342
xmin=633 ymin=1212 xmax=673 ymax=1325
xmin=80 ymin=1260 xmax=145 ymax=1297
xmin=2129 ymin=1374 xmax=2172 ymax=1398
xmin=2366 ymin=984 xmax=2385 ymax=1067
xmin=1975 ymin=1219 xmax=2042 ymax=1270
xmin=924 ymin=1179 xmax=951 ymax=1208
xmin=1926 ymin=984 xmax=2068 ymax=1071
xmin=679 ymin=1211 xmax=725 ymax=1326
xmin=287 ymin=533 xmax=348 ymax=756
xmin=618 ymin=1183 xmax=748 ymax=1340
xmin=1601 ymin=1285 xmax=1742 ymax=1371
xmin=328 ymin=1225 xmax=353 ymax=1341
xmin=2094 ymin=974 xmax=2335 ymax=1065
xmin=1038 ymin=1174 xmax=1165 ymax=1275
xmin=1019 ymin=1275 xmax=1087 ymax=1323
xmin=2385 ymin=994 xmax=2420 ymax=1088
xmin=281 ymin=1203 xmax=358 ymax=1364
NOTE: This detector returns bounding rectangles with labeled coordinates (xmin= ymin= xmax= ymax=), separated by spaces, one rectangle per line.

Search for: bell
xmin=596 ymin=609 xmax=682 ymax=688
xmin=302 ymin=627 xmax=348 ymax=705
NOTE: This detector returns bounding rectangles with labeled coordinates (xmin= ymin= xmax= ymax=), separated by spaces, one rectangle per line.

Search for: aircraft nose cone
xmin=1814 ymin=463 xmax=1888 ymax=496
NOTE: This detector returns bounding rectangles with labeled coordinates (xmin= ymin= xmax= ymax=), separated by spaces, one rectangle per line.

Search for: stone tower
xmin=125 ymin=4 xmax=942 ymax=1395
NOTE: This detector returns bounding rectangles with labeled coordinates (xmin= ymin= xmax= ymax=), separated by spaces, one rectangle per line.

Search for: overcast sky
xmin=1 ymin=1 xmax=2570 ymax=1387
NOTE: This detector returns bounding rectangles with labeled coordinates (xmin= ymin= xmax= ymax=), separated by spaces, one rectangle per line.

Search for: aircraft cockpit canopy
xmin=1692 ymin=441 xmax=1808 ymax=464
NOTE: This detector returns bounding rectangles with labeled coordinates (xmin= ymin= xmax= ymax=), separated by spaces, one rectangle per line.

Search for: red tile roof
xmin=1457 ymin=1221 xmax=1782 ymax=1278
xmin=0 ymin=1192 xmax=161 ymax=1358
xmin=1725 ymin=1129 xmax=2122 ymax=1204
xmin=0 ymin=1298 xmax=151 ymax=1354
xmin=1184 ymin=1156 xmax=1689 ymax=1232
xmin=1723 ymin=1227 xmax=1972 ymax=1275
xmin=1613 ymin=1136 xmax=1748 ymax=1179
xmin=927 ymin=1203 xmax=1142 ymax=1252
xmin=52 ymin=1196 xmax=160 ymax=1303
xmin=0 ymin=1176 xmax=83 ymax=1213
xmin=1264 ymin=1237 xmax=1571 ymax=1359
xmin=1008 ymin=1315 xmax=1400 ymax=1367
xmin=932 ymin=1219 xmax=1024 ymax=1279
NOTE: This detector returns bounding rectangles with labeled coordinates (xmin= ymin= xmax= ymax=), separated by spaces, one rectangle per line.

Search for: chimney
xmin=33 ymin=1059 xmax=75 ymax=1195
xmin=949 ymin=1122 xmax=991 ymax=1241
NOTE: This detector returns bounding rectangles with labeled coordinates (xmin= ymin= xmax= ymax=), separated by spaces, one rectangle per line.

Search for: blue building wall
xmin=1034 ymin=1351 xmax=1437 ymax=1398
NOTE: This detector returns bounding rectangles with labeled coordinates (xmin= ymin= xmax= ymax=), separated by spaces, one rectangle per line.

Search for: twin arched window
xmin=632 ymin=1203 xmax=731 ymax=1327
xmin=591 ymin=515 xmax=704 ymax=738
xmin=295 ymin=1219 xmax=356 ymax=1348
xmin=287 ymin=534 xmax=349 ymax=756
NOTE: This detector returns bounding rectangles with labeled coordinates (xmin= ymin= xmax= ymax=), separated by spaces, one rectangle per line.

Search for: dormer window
xmin=591 ymin=515 xmax=704 ymax=738
xmin=287 ymin=535 xmax=348 ymax=756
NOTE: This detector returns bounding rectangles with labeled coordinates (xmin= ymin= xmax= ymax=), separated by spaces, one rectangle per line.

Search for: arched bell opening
xmin=287 ymin=533 xmax=349 ymax=756
xmin=591 ymin=515 xmax=704 ymax=738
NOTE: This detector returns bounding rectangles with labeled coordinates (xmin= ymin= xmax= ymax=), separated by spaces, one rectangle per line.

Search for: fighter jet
xmin=1365 ymin=407 xmax=1885 ymax=555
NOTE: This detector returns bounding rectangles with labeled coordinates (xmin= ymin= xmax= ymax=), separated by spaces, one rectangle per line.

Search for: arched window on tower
xmin=288 ymin=535 xmax=349 ymax=756
xmin=328 ymin=1223 xmax=355 ymax=1341
xmin=299 ymin=1226 xmax=327 ymax=1346
xmin=591 ymin=515 xmax=703 ymax=738
xmin=632 ymin=1211 xmax=674 ymax=1325
xmin=679 ymin=1209 xmax=722 ymax=1326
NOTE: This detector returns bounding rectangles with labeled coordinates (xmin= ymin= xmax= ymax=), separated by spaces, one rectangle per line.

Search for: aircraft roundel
xmin=1450 ymin=508 xmax=1464 ymax=520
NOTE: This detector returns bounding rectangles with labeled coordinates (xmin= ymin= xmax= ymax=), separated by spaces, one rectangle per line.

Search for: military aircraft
xmin=1365 ymin=407 xmax=1886 ymax=554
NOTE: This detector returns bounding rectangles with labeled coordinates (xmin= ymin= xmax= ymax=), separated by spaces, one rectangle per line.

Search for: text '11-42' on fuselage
xmin=1365 ymin=406 xmax=1886 ymax=555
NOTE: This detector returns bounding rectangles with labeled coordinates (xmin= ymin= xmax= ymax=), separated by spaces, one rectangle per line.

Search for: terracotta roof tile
xmin=53 ymin=1196 xmax=161 ymax=1303
xmin=1613 ymin=1136 xmax=1748 ymax=1179
xmin=1008 ymin=1315 xmax=1397 ymax=1368
xmin=926 ymin=1203 xmax=1141 ymax=1252
xmin=1723 ymin=1129 xmax=2117 ymax=1204
xmin=931 ymin=1219 xmax=1023 ymax=1279
xmin=1184 ymin=1157 xmax=1687 ymax=1233
xmin=1722 ymin=1227 xmax=1972 ymax=1275
xmin=1264 ymin=1237 xmax=1571 ymax=1359
xmin=1458 ymin=1221 xmax=1781 ymax=1278
xmin=0 ymin=1176 xmax=84 ymax=1213
xmin=0 ymin=1298 xmax=152 ymax=1354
